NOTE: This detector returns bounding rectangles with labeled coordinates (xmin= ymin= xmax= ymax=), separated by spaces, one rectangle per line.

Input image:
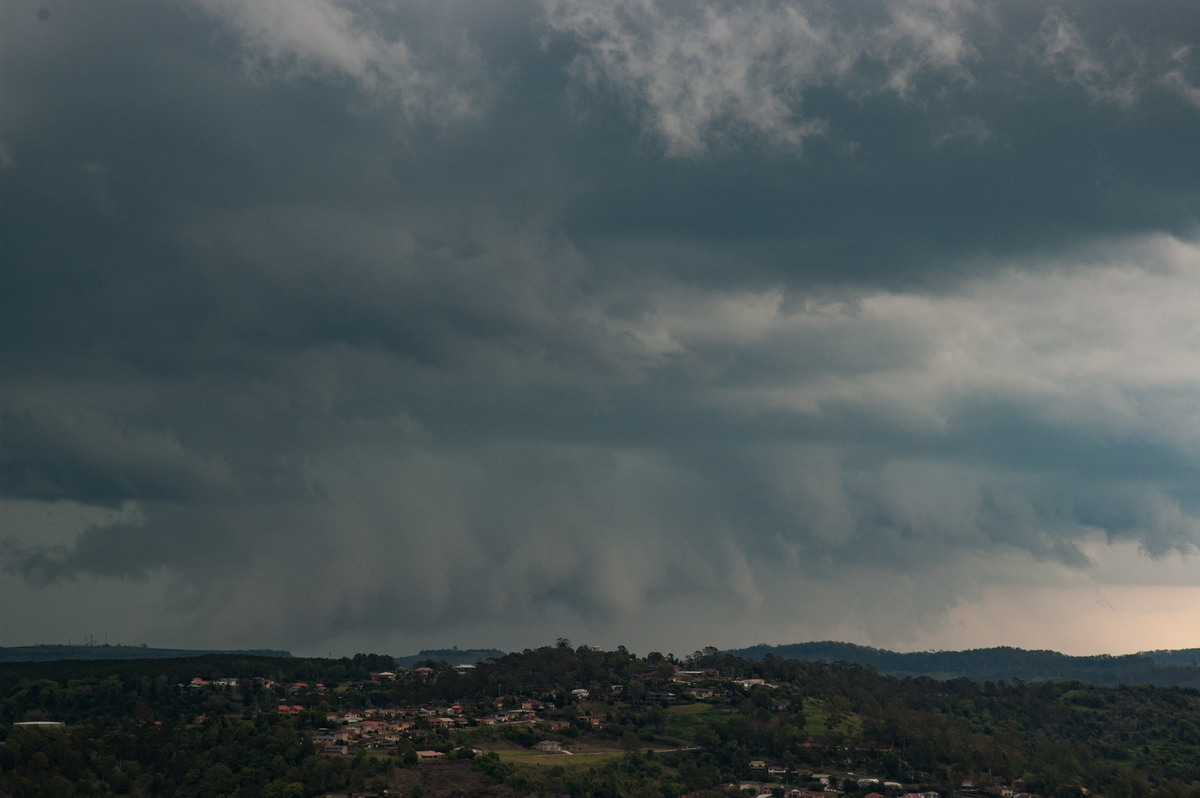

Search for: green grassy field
xmin=483 ymin=740 xmax=628 ymax=768
xmin=802 ymin=697 xmax=862 ymax=738
xmin=663 ymin=703 xmax=730 ymax=740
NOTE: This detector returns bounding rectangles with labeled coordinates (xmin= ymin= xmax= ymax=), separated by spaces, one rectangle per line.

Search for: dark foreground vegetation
xmin=5 ymin=645 xmax=1200 ymax=797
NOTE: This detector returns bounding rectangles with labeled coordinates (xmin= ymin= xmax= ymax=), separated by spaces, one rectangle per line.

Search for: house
xmin=534 ymin=740 xmax=563 ymax=753
xmin=12 ymin=721 xmax=65 ymax=728
xmin=671 ymin=670 xmax=710 ymax=682
xmin=416 ymin=750 xmax=445 ymax=760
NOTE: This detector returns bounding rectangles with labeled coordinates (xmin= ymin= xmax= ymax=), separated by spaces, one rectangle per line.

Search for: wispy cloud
xmin=1035 ymin=8 xmax=1145 ymax=107
xmin=1035 ymin=6 xmax=1200 ymax=109
xmin=192 ymin=0 xmax=495 ymax=123
xmin=543 ymin=0 xmax=982 ymax=156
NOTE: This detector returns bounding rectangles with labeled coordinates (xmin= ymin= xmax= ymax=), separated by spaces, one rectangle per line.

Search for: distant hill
xmin=0 ymin=645 xmax=291 ymax=663
xmin=395 ymin=648 xmax=506 ymax=668
xmin=727 ymin=641 xmax=1200 ymax=687
xmin=1137 ymin=647 xmax=1200 ymax=667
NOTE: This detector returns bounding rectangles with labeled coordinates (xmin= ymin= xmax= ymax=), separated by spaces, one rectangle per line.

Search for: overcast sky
xmin=4 ymin=0 xmax=1200 ymax=658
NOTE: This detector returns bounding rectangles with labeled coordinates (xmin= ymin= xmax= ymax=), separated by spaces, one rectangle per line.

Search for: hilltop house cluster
xmin=188 ymin=662 xmax=1054 ymax=798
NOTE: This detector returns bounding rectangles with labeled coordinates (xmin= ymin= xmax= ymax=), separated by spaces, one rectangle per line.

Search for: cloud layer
xmin=3 ymin=0 xmax=1200 ymax=655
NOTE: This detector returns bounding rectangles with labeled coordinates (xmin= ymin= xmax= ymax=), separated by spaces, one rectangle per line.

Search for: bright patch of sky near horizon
xmin=4 ymin=0 xmax=1200 ymax=658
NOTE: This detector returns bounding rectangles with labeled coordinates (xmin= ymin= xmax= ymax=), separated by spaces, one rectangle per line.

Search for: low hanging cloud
xmin=8 ymin=233 xmax=1200 ymax=650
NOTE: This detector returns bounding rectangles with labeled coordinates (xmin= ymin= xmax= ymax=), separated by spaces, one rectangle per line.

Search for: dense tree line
xmin=7 ymin=646 xmax=1200 ymax=796
xmin=0 ymin=714 xmax=392 ymax=797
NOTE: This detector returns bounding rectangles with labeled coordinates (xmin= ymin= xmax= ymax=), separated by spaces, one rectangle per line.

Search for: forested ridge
xmin=0 ymin=647 xmax=292 ymax=664
xmin=5 ymin=646 xmax=1200 ymax=797
xmin=730 ymin=644 xmax=1200 ymax=687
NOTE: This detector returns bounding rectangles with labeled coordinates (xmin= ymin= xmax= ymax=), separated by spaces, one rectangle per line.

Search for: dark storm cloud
xmin=5 ymin=0 xmax=1200 ymax=652
xmin=0 ymin=404 xmax=235 ymax=504
xmin=546 ymin=0 xmax=1200 ymax=286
